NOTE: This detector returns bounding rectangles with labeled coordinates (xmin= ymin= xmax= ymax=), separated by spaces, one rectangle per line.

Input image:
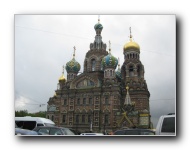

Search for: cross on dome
xmin=73 ymin=46 xmax=76 ymax=58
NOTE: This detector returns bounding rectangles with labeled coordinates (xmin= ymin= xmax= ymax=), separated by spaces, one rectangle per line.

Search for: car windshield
xmin=62 ymin=128 xmax=75 ymax=135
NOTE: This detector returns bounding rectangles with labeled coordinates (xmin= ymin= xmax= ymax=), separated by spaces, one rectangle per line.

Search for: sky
xmin=15 ymin=15 xmax=176 ymax=128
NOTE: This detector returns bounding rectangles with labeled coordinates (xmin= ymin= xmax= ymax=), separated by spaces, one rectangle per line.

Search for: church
xmin=46 ymin=18 xmax=152 ymax=133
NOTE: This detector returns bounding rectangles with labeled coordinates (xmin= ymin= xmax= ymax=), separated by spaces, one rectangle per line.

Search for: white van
xmin=15 ymin=116 xmax=55 ymax=130
xmin=155 ymin=114 xmax=175 ymax=135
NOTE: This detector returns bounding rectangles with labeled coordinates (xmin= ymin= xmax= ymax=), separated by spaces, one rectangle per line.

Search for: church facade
xmin=46 ymin=19 xmax=152 ymax=133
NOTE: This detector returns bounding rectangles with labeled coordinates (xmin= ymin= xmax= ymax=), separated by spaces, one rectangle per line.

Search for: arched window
xmin=129 ymin=65 xmax=134 ymax=77
xmin=137 ymin=65 xmax=141 ymax=77
xmin=75 ymin=115 xmax=79 ymax=123
xmin=91 ymin=59 xmax=96 ymax=71
xmin=63 ymin=115 xmax=66 ymax=123
xmin=110 ymin=70 xmax=112 ymax=76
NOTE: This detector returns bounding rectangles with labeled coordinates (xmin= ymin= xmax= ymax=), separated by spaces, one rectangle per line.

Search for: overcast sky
xmin=15 ymin=15 xmax=176 ymax=128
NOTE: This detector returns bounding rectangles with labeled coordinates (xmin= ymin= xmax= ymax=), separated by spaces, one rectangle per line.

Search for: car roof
xmin=35 ymin=126 xmax=68 ymax=129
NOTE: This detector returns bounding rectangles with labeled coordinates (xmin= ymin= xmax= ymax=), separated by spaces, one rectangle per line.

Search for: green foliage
xmin=15 ymin=110 xmax=46 ymax=118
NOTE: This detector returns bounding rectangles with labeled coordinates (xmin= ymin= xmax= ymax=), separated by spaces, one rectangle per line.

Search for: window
xmin=137 ymin=65 xmax=141 ymax=77
xmin=50 ymin=128 xmax=62 ymax=135
xmin=15 ymin=121 xmax=37 ymax=130
xmin=82 ymin=115 xmax=85 ymax=123
xmin=161 ymin=117 xmax=175 ymax=133
xmin=38 ymin=128 xmax=50 ymax=135
xmin=91 ymin=59 xmax=96 ymax=71
xmin=62 ymin=115 xmax=66 ymax=123
xmin=110 ymin=70 xmax=112 ymax=76
xmin=129 ymin=65 xmax=134 ymax=77
xmin=52 ymin=116 xmax=54 ymax=121
xmin=76 ymin=115 xmax=79 ymax=123
xmin=105 ymin=115 xmax=109 ymax=124
xmin=105 ymin=97 xmax=109 ymax=105
xmin=77 ymin=98 xmax=80 ymax=105
xmin=89 ymin=98 xmax=93 ymax=105
xmin=64 ymin=99 xmax=67 ymax=105
xmin=83 ymin=98 xmax=86 ymax=105
xmin=69 ymin=117 xmax=72 ymax=121
xmin=88 ymin=115 xmax=91 ymax=123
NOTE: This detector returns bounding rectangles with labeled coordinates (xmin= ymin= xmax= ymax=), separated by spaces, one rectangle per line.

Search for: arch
xmin=82 ymin=108 xmax=87 ymax=113
xmin=88 ymin=108 xmax=93 ymax=114
xmin=103 ymin=107 xmax=110 ymax=113
xmin=75 ymin=108 xmax=81 ymax=113
xmin=62 ymin=110 xmax=67 ymax=113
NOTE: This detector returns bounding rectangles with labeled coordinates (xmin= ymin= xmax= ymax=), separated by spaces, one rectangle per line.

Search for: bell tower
xmin=121 ymin=27 xmax=150 ymax=112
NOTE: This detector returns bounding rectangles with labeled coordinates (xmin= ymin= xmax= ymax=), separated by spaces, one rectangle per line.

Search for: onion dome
xmin=66 ymin=46 xmax=81 ymax=73
xmin=58 ymin=65 xmax=66 ymax=83
xmin=116 ymin=58 xmax=121 ymax=79
xmin=123 ymin=27 xmax=140 ymax=52
xmin=94 ymin=17 xmax=103 ymax=30
xmin=66 ymin=58 xmax=80 ymax=73
xmin=102 ymin=41 xmax=118 ymax=69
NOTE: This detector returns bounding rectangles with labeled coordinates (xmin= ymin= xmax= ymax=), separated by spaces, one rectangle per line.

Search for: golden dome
xmin=58 ymin=65 xmax=66 ymax=83
xmin=123 ymin=37 xmax=140 ymax=52
xmin=58 ymin=74 xmax=66 ymax=82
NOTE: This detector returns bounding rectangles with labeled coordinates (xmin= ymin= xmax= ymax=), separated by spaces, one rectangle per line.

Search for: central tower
xmin=83 ymin=18 xmax=108 ymax=73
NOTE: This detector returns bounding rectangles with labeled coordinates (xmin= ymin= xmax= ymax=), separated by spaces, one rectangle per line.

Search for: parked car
xmin=155 ymin=113 xmax=175 ymax=135
xmin=33 ymin=126 xmax=75 ymax=135
xmin=113 ymin=128 xmax=155 ymax=135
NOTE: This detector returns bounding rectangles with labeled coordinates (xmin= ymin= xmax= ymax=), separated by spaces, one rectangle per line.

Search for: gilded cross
xmin=129 ymin=27 xmax=132 ymax=38
xmin=109 ymin=40 xmax=111 ymax=53
xmin=73 ymin=46 xmax=76 ymax=58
